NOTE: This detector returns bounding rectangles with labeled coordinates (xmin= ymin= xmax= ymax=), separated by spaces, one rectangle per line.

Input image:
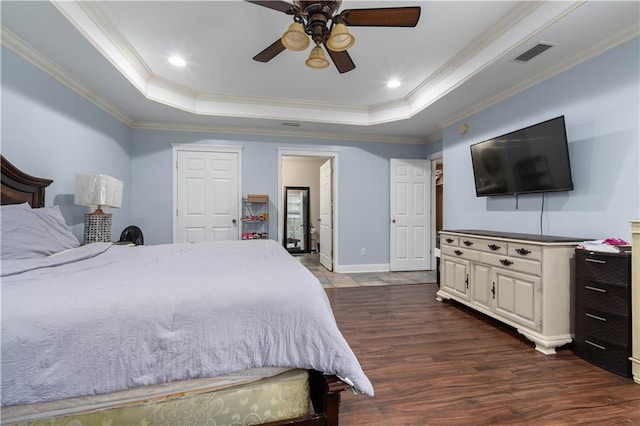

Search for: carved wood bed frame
xmin=1 ymin=156 xmax=52 ymax=207
xmin=0 ymin=155 xmax=349 ymax=426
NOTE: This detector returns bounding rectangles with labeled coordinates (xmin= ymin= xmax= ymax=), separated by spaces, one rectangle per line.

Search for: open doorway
xmin=278 ymin=149 xmax=339 ymax=271
xmin=284 ymin=186 xmax=311 ymax=253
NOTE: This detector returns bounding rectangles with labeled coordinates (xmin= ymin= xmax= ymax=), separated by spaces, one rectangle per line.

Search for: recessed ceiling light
xmin=387 ymin=79 xmax=401 ymax=88
xmin=168 ymin=56 xmax=186 ymax=67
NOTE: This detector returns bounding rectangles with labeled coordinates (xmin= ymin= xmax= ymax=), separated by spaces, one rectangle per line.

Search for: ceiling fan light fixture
xmin=281 ymin=22 xmax=310 ymax=51
xmin=305 ymin=45 xmax=330 ymax=69
xmin=327 ymin=23 xmax=354 ymax=52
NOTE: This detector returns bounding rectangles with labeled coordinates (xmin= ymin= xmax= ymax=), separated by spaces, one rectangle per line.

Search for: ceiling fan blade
xmin=244 ymin=0 xmax=294 ymax=14
xmin=253 ymin=39 xmax=286 ymax=62
xmin=340 ymin=7 xmax=421 ymax=27
xmin=324 ymin=45 xmax=356 ymax=74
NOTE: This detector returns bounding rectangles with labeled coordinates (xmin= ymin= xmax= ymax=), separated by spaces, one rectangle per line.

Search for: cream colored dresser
xmin=437 ymin=230 xmax=586 ymax=354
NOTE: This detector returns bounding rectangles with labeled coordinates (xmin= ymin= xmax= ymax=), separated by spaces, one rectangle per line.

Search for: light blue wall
xmin=425 ymin=139 xmax=443 ymax=158
xmin=6 ymin=36 xmax=637 ymax=262
xmin=130 ymin=130 xmax=428 ymax=266
xmin=1 ymin=44 xmax=427 ymax=267
xmin=1 ymin=47 xmax=132 ymax=242
xmin=443 ymin=37 xmax=640 ymax=241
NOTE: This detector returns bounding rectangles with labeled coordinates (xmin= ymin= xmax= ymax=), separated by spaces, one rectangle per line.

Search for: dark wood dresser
xmin=574 ymin=249 xmax=632 ymax=377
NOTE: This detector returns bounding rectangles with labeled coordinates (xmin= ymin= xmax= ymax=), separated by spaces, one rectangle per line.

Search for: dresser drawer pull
xmin=463 ymin=240 xmax=474 ymax=246
xmin=454 ymin=250 xmax=463 ymax=256
xmin=585 ymin=285 xmax=606 ymax=293
xmin=445 ymin=238 xmax=454 ymax=243
xmin=488 ymin=244 xmax=501 ymax=251
xmin=499 ymin=259 xmax=513 ymax=266
xmin=585 ymin=340 xmax=606 ymax=351
xmin=585 ymin=313 xmax=607 ymax=322
xmin=515 ymin=248 xmax=531 ymax=256
xmin=585 ymin=258 xmax=606 ymax=264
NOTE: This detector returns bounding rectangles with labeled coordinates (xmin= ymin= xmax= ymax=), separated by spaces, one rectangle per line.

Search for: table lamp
xmin=74 ymin=174 xmax=123 ymax=244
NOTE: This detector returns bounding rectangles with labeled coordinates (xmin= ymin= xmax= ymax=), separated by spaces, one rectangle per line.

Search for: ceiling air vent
xmin=514 ymin=42 xmax=554 ymax=62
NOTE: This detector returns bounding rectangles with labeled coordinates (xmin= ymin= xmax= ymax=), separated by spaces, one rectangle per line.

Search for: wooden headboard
xmin=1 ymin=155 xmax=53 ymax=207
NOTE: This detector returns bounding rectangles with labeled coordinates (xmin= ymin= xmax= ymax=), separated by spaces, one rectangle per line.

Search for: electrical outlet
xmin=361 ymin=248 xmax=366 ymax=256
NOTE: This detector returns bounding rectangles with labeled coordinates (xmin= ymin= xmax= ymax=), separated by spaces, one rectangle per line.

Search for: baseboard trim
xmin=335 ymin=263 xmax=390 ymax=273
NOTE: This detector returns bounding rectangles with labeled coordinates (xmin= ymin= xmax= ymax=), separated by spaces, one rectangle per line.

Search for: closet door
xmin=390 ymin=159 xmax=432 ymax=271
xmin=175 ymin=148 xmax=241 ymax=242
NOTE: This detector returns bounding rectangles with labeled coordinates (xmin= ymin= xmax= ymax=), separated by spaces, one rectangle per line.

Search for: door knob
xmin=232 ymin=219 xmax=237 ymax=224
xmin=392 ymin=219 xmax=396 ymax=223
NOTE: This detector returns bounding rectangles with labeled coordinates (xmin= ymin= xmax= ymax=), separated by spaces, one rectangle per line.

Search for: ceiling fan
xmin=246 ymin=1 xmax=421 ymax=73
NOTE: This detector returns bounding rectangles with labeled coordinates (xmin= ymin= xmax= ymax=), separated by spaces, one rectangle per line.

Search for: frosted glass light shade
xmin=281 ymin=22 xmax=310 ymax=51
xmin=327 ymin=23 xmax=354 ymax=52
xmin=305 ymin=46 xmax=330 ymax=69
xmin=74 ymin=174 xmax=123 ymax=210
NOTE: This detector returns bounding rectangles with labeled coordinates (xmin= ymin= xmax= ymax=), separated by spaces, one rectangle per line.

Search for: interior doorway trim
xmin=429 ymin=151 xmax=443 ymax=268
xmin=277 ymin=147 xmax=339 ymax=271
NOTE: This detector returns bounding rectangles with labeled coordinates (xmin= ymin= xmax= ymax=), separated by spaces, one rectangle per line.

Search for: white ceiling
xmin=1 ymin=1 xmax=638 ymax=144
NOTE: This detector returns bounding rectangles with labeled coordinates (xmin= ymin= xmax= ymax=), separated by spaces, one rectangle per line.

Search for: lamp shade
xmin=327 ymin=23 xmax=355 ymax=52
xmin=74 ymin=174 xmax=123 ymax=210
xmin=305 ymin=45 xmax=330 ymax=69
xmin=281 ymin=22 xmax=310 ymax=51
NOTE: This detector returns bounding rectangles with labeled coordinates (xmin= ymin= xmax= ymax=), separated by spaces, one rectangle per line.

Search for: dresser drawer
xmin=474 ymin=238 xmax=508 ymax=255
xmin=576 ymin=279 xmax=630 ymax=314
xmin=575 ymin=251 xmax=630 ymax=285
xmin=480 ymin=252 xmax=541 ymax=276
xmin=575 ymin=304 xmax=629 ymax=345
xmin=441 ymin=234 xmax=459 ymax=247
xmin=441 ymin=245 xmax=480 ymax=262
xmin=458 ymin=236 xmax=481 ymax=249
xmin=508 ymin=242 xmax=542 ymax=261
xmin=574 ymin=334 xmax=631 ymax=377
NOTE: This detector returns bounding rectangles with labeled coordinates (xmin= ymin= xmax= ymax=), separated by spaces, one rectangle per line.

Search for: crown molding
xmin=48 ymin=1 xmax=583 ymax=127
xmin=369 ymin=2 xmax=580 ymax=123
xmin=397 ymin=2 xmax=544 ymax=111
xmin=131 ymin=121 xmax=430 ymax=145
xmin=439 ymin=21 xmax=640 ymax=130
xmin=2 ymin=25 xmax=428 ymax=144
xmin=76 ymin=1 xmax=152 ymax=81
xmin=1 ymin=27 xmax=134 ymax=127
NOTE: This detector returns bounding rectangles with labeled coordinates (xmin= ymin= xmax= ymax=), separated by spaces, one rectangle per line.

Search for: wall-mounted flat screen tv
xmin=470 ymin=116 xmax=574 ymax=197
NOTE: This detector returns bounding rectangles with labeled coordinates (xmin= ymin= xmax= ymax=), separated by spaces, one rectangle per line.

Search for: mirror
xmin=284 ymin=186 xmax=310 ymax=253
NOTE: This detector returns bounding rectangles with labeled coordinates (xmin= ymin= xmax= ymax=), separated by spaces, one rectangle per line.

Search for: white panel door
xmin=390 ymin=159 xmax=431 ymax=271
xmin=176 ymin=150 xmax=239 ymax=242
xmin=319 ymin=159 xmax=333 ymax=271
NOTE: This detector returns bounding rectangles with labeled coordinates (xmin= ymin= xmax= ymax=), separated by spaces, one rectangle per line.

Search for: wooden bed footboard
xmin=266 ymin=371 xmax=350 ymax=426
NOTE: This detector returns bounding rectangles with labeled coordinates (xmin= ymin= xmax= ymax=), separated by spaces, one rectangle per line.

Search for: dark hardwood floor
xmin=325 ymin=283 xmax=640 ymax=425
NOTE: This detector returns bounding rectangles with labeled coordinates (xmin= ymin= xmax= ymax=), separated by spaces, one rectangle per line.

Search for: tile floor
xmin=294 ymin=252 xmax=438 ymax=288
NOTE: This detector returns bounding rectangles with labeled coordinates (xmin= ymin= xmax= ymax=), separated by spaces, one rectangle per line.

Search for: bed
xmin=0 ymin=156 xmax=373 ymax=426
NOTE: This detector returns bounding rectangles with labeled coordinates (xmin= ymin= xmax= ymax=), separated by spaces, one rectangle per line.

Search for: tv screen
xmin=470 ymin=116 xmax=574 ymax=197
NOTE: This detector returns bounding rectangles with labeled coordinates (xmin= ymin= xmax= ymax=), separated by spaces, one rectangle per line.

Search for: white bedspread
xmin=1 ymin=239 xmax=373 ymax=406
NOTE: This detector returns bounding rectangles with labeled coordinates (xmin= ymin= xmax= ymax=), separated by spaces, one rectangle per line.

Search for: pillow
xmin=1 ymin=205 xmax=80 ymax=260
xmin=1 ymin=202 xmax=31 ymax=211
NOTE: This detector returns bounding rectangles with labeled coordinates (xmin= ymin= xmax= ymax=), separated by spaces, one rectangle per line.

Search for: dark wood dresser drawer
xmin=573 ymin=249 xmax=631 ymax=378
xmin=575 ymin=304 xmax=629 ymax=345
xmin=574 ymin=334 xmax=631 ymax=377
xmin=575 ymin=250 xmax=630 ymax=285
xmin=575 ymin=279 xmax=630 ymax=315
